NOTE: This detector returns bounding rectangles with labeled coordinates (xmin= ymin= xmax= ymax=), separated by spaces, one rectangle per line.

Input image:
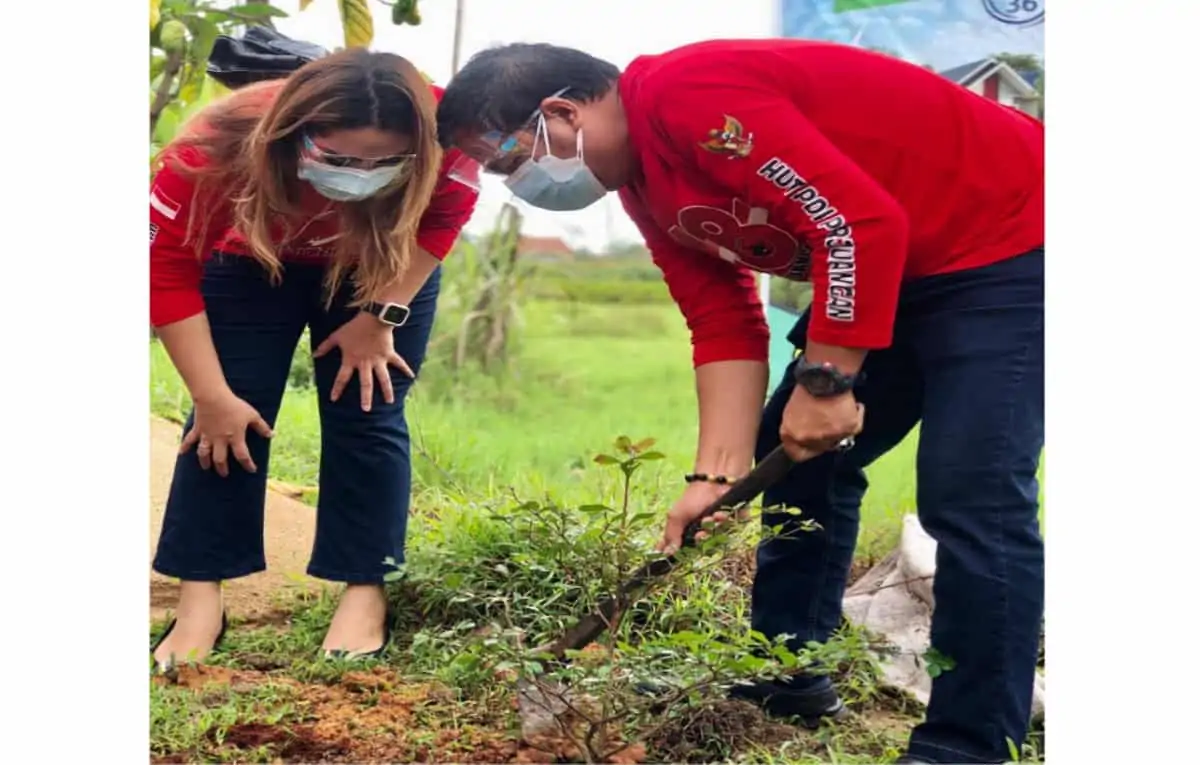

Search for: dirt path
xmin=149 ymin=415 xmax=329 ymax=623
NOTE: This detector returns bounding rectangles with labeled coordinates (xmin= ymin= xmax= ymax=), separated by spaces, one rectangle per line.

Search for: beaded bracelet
xmin=684 ymin=472 xmax=742 ymax=485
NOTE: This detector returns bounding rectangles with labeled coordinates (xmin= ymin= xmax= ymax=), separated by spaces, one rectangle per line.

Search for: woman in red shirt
xmin=150 ymin=48 xmax=478 ymax=669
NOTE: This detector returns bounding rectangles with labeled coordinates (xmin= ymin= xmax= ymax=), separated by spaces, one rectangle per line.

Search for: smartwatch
xmin=364 ymin=301 xmax=411 ymax=327
xmin=792 ymin=353 xmax=859 ymax=397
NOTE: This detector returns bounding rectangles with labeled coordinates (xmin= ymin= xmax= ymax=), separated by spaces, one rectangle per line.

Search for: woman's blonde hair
xmin=160 ymin=48 xmax=442 ymax=308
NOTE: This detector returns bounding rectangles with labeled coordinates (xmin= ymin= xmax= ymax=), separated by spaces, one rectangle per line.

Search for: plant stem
xmin=150 ymin=49 xmax=184 ymax=136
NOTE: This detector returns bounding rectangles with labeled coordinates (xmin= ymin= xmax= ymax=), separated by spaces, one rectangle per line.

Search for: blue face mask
xmin=505 ymin=115 xmax=607 ymax=212
xmin=297 ymin=157 xmax=404 ymax=202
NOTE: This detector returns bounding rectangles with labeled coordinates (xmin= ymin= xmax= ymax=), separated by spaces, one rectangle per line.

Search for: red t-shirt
xmin=149 ymin=81 xmax=479 ymax=328
xmin=617 ymin=39 xmax=1044 ymax=367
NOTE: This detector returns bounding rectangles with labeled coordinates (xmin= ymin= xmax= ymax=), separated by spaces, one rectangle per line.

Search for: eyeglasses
xmin=476 ymin=87 xmax=570 ymax=172
xmin=302 ymin=134 xmax=416 ymax=171
xmin=447 ymin=87 xmax=570 ymax=188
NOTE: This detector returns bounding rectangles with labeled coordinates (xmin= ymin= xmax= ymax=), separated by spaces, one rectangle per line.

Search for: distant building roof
xmin=939 ymin=58 xmax=993 ymax=84
xmin=516 ymin=235 xmax=574 ymax=259
xmin=938 ymin=56 xmax=1040 ymax=98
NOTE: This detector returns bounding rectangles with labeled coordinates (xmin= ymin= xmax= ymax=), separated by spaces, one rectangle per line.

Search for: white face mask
xmin=504 ymin=114 xmax=608 ymax=212
xmin=297 ymin=158 xmax=403 ymax=202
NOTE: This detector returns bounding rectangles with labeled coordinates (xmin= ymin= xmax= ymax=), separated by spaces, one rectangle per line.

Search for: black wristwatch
xmin=793 ymin=353 xmax=859 ymax=397
xmin=363 ymin=301 xmax=411 ymax=327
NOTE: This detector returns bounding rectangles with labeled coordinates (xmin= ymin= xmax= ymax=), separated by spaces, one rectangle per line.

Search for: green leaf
xmin=614 ymin=436 xmax=633 ymax=453
xmin=177 ymin=67 xmax=206 ymax=109
xmin=184 ymin=16 xmax=219 ymax=70
xmin=668 ymin=630 xmax=705 ymax=647
xmin=337 ymin=0 xmax=374 ymax=48
xmin=151 ymin=53 xmax=166 ymax=81
xmin=578 ymin=504 xmax=611 ymax=513
xmin=153 ymin=102 xmax=183 ymax=145
xmin=1006 ymin=738 xmax=1022 ymax=762
xmin=391 ymin=0 xmax=423 ymax=26
xmin=923 ymin=647 xmax=957 ymax=679
xmin=638 ymin=450 xmax=666 ymax=461
xmin=833 ymin=0 xmax=916 ymax=12
xmin=593 ymin=454 xmax=619 ymax=465
xmin=227 ymin=3 xmax=290 ymax=19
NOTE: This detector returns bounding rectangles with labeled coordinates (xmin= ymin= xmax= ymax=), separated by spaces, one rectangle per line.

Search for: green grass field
xmin=149 ymin=296 xmax=1044 ymax=764
xmin=150 ymin=299 xmax=943 ymax=557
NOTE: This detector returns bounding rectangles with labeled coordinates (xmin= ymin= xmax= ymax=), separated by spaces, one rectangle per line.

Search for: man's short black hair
xmin=437 ymin=43 xmax=621 ymax=148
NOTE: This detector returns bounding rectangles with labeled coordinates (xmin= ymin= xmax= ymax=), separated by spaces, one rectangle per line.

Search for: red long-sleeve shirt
xmin=149 ymin=81 xmax=479 ymax=328
xmin=617 ymin=39 xmax=1044 ymax=367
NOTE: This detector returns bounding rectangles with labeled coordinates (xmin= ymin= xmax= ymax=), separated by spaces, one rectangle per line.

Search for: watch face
xmin=796 ymin=360 xmax=857 ymax=396
xmin=380 ymin=304 xmax=410 ymax=325
xmin=797 ymin=367 xmax=840 ymax=396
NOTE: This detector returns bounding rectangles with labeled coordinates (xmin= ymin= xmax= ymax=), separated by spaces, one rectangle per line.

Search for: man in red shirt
xmin=437 ymin=39 xmax=1044 ymax=764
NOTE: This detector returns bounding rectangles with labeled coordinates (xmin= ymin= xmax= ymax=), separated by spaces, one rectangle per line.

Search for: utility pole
xmin=604 ymin=197 xmax=616 ymax=255
xmin=450 ymin=0 xmax=465 ymax=74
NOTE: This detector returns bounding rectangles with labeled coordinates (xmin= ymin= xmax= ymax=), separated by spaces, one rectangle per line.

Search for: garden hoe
xmin=515 ymin=441 xmax=824 ymax=736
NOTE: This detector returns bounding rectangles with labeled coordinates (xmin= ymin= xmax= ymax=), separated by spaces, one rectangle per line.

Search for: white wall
xmin=967 ymin=72 xmax=1039 ymax=117
xmin=998 ymin=77 xmax=1023 ymax=108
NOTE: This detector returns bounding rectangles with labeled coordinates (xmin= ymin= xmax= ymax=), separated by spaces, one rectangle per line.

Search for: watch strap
xmin=793 ymin=354 xmax=859 ymax=396
xmin=363 ymin=301 xmax=410 ymax=326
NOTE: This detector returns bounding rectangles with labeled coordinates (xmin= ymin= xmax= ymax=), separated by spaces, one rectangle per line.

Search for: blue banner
xmin=779 ymin=0 xmax=1043 ymax=70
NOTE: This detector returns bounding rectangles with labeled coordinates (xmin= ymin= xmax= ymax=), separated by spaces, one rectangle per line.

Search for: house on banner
xmin=939 ymin=57 xmax=1042 ymax=117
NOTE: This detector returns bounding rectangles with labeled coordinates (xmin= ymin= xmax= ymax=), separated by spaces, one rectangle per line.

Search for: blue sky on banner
xmin=779 ymin=0 xmax=1044 ymax=70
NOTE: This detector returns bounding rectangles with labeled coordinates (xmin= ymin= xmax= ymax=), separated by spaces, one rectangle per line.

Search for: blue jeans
xmin=753 ymin=248 xmax=1044 ymax=763
xmin=152 ymin=254 xmax=440 ymax=585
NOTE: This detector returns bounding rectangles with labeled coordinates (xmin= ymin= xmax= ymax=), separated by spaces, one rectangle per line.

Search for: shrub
xmin=388 ymin=436 xmax=888 ymax=763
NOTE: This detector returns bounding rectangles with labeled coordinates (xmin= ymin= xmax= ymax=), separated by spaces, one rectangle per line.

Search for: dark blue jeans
xmin=753 ymin=248 xmax=1044 ymax=763
xmin=152 ymin=254 xmax=440 ymax=585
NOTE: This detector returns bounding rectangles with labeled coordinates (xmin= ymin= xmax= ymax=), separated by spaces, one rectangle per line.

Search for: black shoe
xmin=151 ymin=612 xmax=229 ymax=670
xmin=727 ymin=676 xmax=847 ymax=729
xmin=323 ymin=614 xmax=392 ymax=661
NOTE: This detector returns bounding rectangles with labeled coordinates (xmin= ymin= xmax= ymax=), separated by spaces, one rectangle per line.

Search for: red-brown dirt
xmin=150 ymin=664 xmax=651 ymax=764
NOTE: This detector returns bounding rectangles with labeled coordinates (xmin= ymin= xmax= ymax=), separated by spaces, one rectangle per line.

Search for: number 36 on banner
xmin=983 ymin=0 xmax=1044 ymax=26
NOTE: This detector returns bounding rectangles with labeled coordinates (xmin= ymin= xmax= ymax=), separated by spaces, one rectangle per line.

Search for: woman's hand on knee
xmin=180 ymin=390 xmax=274 ymax=477
xmin=314 ymin=312 xmax=415 ymax=412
